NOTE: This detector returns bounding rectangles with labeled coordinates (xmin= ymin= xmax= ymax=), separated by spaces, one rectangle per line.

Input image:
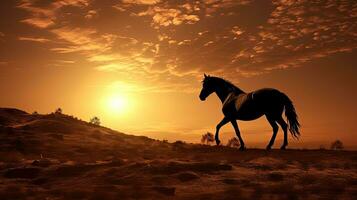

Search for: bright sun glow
xmin=100 ymin=82 xmax=138 ymax=119
xmin=108 ymin=95 xmax=126 ymax=110
xmin=104 ymin=94 xmax=130 ymax=116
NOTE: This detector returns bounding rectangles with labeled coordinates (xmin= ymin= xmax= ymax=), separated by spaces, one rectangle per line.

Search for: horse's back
xmin=252 ymin=88 xmax=283 ymax=102
xmin=252 ymin=88 xmax=285 ymax=114
xmin=253 ymin=88 xmax=281 ymax=96
xmin=222 ymin=88 xmax=286 ymax=120
xmin=229 ymin=92 xmax=264 ymax=120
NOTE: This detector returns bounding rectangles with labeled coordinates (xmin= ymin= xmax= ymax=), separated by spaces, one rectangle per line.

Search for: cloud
xmin=17 ymin=0 xmax=90 ymax=28
xmin=146 ymin=0 xmax=357 ymax=78
xmin=231 ymin=0 xmax=357 ymax=74
xmin=51 ymin=27 xmax=116 ymax=53
xmin=18 ymin=36 xmax=50 ymax=43
xmin=88 ymin=54 xmax=118 ymax=62
xmin=112 ymin=4 xmax=126 ymax=12
xmin=20 ymin=17 xmax=54 ymax=29
xmin=13 ymin=0 xmax=357 ymax=90
xmin=56 ymin=60 xmax=75 ymax=64
xmin=95 ymin=63 xmax=127 ymax=72
xmin=137 ymin=6 xmax=200 ymax=28
xmin=85 ymin=10 xmax=97 ymax=19
xmin=93 ymin=53 xmax=155 ymax=72
xmin=122 ymin=0 xmax=161 ymax=5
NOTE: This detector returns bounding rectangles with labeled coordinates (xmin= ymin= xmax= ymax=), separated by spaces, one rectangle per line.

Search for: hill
xmin=0 ymin=108 xmax=356 ymax=199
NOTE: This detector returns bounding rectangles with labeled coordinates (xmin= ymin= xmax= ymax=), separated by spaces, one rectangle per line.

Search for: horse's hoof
xmin=280 ymin=146 xmax=287 ymax=150
xmin=266 ymin=146 xmax=272 ymax=150
xmin=215 ymin=140 xmax=221 ymax=146
xmin=239 ymin=146 xmax=246 ymax=151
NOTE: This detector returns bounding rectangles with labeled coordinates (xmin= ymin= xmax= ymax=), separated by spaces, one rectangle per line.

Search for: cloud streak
xmin=18 ymin=36 xmax=50 ymax=43
xmin=51 ymin=27 xmax=116 ymax=53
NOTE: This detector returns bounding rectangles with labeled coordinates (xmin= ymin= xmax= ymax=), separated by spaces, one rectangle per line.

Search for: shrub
xmin=201 ymin=132 xmax=214 ymax=145
xmin=55 ymin=108 xmax=62 ymax=114
xmin=227 ymin=137 xmax=240 ymax=148
xmin=330 ymin=140 xmax=344 ymax=150
xmin=89 ymin=116 xmax=101 ymax=126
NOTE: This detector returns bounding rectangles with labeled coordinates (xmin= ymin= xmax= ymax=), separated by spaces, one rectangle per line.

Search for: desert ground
xmin=0 ymin=108 xmax=356 ymax=200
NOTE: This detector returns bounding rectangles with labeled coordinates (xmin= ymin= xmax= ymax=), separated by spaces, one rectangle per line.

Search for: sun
xmin=108 ymin=95 xmax=126 ymax=110
xmin=100 ymin=82 xmax=138 ymax=119
xmin=104 ymin=94 xmax=130 ymax=116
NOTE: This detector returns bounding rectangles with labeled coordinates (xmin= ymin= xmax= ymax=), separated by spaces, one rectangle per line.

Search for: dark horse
xmin=199 ymin=74 xmax=300 ymax=150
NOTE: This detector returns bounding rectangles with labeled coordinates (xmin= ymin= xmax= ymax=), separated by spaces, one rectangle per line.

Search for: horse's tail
xmin=281 ymin=92 xmax=300 ymax=139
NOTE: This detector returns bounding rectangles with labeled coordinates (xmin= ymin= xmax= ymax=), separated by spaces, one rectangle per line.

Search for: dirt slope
xmin=0 ymin=108 xmax=356 ymax=200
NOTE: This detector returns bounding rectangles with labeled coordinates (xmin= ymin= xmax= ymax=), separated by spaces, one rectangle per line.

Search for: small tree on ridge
xmin=90 ymin=116 xmax=101 ymax=126
xmin=55 ymin=108 xmax=62 ymax=114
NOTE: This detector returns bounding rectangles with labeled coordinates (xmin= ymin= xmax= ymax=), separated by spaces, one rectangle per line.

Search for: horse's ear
xmin=204 ymin=73 xmax=208 ymax=78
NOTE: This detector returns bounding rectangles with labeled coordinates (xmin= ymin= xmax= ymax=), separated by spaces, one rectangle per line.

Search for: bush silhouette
xmin=89 ymin=116 xmax=101 ymax=126
xmin=201 ymin=132 xmax=214 ymax=145
xmin=227 ymin=137 xmax=240 ymax=148
xmin=55 ymin=108 xmax=62 ymax=114
xmin=330 ymin=140 xmax=344 ymax=150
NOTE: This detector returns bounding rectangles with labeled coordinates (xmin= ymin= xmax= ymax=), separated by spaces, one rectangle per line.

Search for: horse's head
xmin=199 ymin=74 xmax=215 ymax=101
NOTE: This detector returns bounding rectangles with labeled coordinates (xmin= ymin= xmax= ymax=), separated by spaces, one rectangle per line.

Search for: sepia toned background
xmin=0 ymin=0 xmax=356 ymax=148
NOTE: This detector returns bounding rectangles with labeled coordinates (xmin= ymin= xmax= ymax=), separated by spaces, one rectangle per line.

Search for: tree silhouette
xmin=90 ymin=116 xmax=101 ymax=126
xmin=227 ymin=137 xmax=240 ymax=148
xmin=330 ymin=140 xmax=344 ymax=150
xmin=55 ymin=108 xmax=62 ymax=114
xmin=201 ymin=132 xmax=214 ymax=145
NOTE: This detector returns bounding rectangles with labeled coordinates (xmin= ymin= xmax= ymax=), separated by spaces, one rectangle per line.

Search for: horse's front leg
xmin=231 ymin=120 xmax=246 ymax=151
xmin=215 ymin=117 xmax=230 ymax=145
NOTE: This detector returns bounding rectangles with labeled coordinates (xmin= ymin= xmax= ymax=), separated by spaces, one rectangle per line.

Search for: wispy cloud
xmin=122 ymin=0 xmax=161 ymax=5
xmin=51 ymin=27 xmax=116 ymax=53
xmin=56 ymin=60 xmax=75 ymax=64
xmin=18 ymin=36 xmax=50 ymax=43
xmin=17 ymin=0 xmax=90 ymax=28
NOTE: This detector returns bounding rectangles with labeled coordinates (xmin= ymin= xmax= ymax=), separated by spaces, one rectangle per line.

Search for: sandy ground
xmin=0 ymin=108 xmax=356 ymax=200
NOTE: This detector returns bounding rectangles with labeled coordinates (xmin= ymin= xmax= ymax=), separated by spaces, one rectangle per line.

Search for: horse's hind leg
xmin=277 ymin=117 xmax=288 ymax=149
xmin=266 ymin=116 xmax=279 ymax=150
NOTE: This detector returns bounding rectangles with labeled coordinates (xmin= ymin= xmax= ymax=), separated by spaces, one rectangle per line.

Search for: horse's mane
xmin=210 ymin=76 xmax=245 ymax=94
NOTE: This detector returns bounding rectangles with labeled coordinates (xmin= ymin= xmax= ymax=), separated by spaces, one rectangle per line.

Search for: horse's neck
xmin=215 ymin=87 xmax=243 ymax=103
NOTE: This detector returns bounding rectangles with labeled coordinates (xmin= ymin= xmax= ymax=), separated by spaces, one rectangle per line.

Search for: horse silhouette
xmin=199 ymin=74 xmax=300 ymax=150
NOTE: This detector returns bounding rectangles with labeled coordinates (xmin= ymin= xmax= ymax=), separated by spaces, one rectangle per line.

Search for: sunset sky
xmin=0 ymin=0 xmax=356 ymax=148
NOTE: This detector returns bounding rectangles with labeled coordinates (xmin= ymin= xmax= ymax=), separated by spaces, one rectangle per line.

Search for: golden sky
xmin=0 ymin=0 xmax=356 ymax=148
